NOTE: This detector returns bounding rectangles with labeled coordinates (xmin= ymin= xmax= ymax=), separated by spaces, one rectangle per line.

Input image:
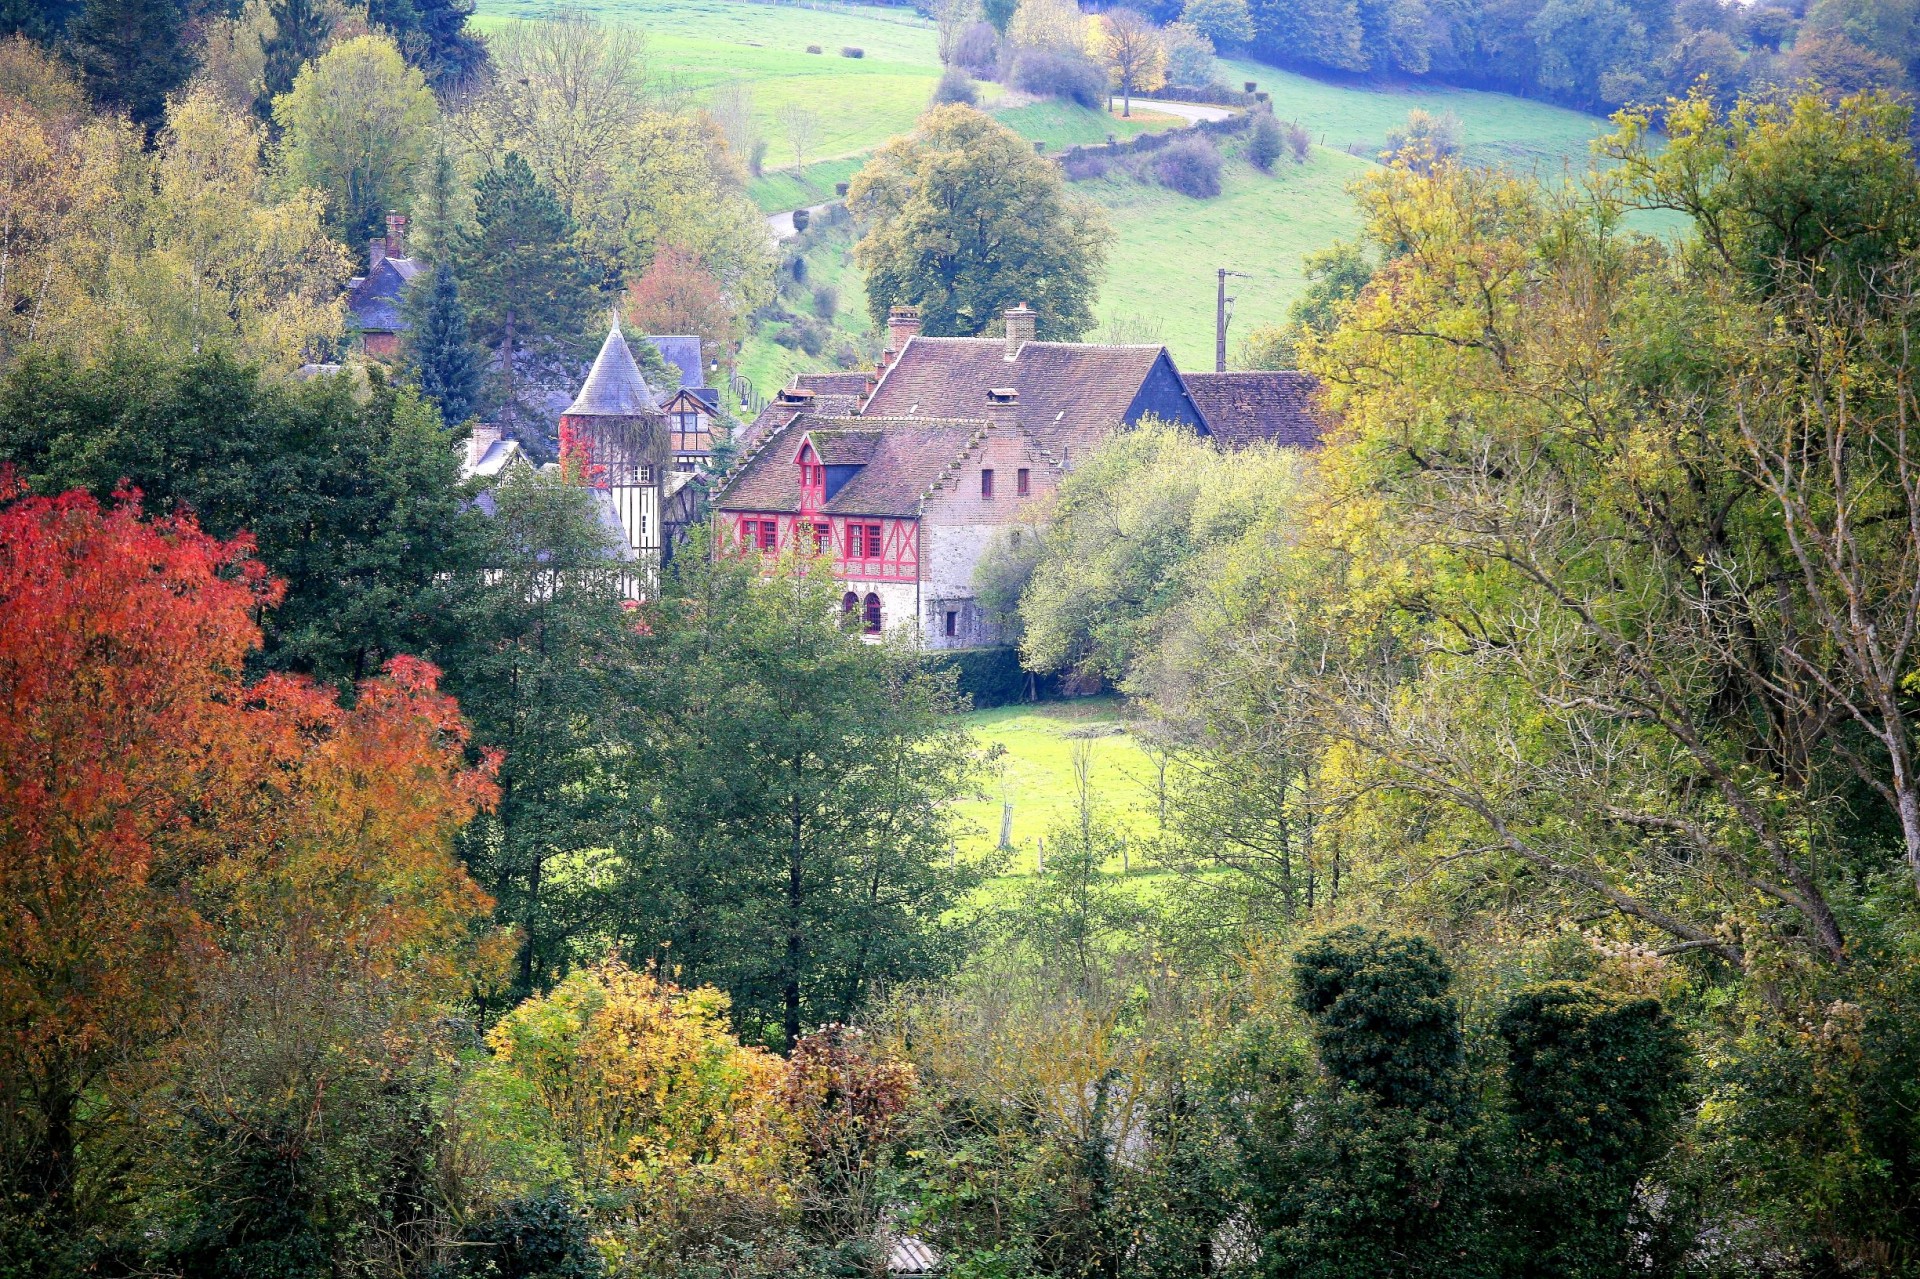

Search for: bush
xmin=1249 ymin=110 xmax=1283 ymax=171
xmin=1283 ymin=118 xmax=1310 ymax=162
xmin=440 ymin=1196 xmax=605 ymax=1279
xmin=1009 ymin=48 xmax=1106 ymax=109
xmin=806 ymin=43 xmax=822 ymax=52
xmin=748 ymin=138 xmax=768 ymax=177
xmin=1153 ymin=137 xmax=1222 ymax=197
xmin=932 ymin=65 xmax=978 ymax=105
xmin=841 ymin=45 xmax=864 ymax=57
xmin=923 ymin=646 xmax=1056 ymax=709
xmin=773 ymin=317 xmax=830 ymax=356
xmin=1062 ymin=150 xmax=1110 ymax=181
xmin=954 ymin=21 xmax=999 ymax=76
xmin=811 ymin=284 xmax=839 ymax=319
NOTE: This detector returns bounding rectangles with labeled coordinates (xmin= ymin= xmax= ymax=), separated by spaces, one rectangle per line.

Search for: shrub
xmin=773 ymin=317 xmax=830 ymax=356
xmin=806 ymin=43 xmax=822 ymax=53
xmin=1249 ymin=110 xmax=1283 ymax=171
xmin=954 ymin=21 xmax=999 ymax=76
xmin=812 ymin=284 xmax=839 ymax=319
xmin=1062 ymin=151 xmax=1110 ymax=181
xmin=748 ymin=137 xmax=768 ymax=176
xmin=1383 ymin=108 xmax=1461 ymax=169
xmin=441 ymin=1195 xmax=605 ymax=1279
xmin=932 ymin=65 xmax=978 ymax=105
xmin=1009 ymin=47 xmax=1106 ymax=108
xmin=1153 ymin=137 xmax=1222 ymax=197
xmin=1284 ymin=119 xmax=1310 ymax=162
xmin=791 ymin=207 xmax=811 ymax=232
xmin=841 ymin=45 xmax=864 ymax=57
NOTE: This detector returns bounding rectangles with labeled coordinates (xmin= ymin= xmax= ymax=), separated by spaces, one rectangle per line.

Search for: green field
xmin=955 ymin=697 xmax=1162 ymax=865
xmin=1088 ymin=145 xmax=1374 ymax=367
xmin=1219 ymin=55 xmax=1616 ymax=174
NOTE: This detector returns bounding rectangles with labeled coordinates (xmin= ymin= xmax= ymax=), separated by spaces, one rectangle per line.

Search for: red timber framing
xmin=729 ymin=511 xmax=920 ymax=584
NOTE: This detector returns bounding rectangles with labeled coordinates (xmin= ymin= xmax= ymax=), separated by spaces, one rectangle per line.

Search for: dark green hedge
xmin=925 ymin=646 xmax=1058 ymax=709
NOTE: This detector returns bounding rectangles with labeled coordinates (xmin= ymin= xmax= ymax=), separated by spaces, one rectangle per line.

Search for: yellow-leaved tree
xmin=1087 ymin=8 xmax=1167 ymax=117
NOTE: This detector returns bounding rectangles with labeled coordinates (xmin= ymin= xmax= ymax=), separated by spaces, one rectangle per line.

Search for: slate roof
xmin=716 ymin=413 xmax=984 ymax=517
xmin=646 ymin=335 xmax=704 ymax=390
xmin=567 ymin=322 xmax=661 ymax=417
xmin=1183 ymin=371 xmax=1331 ymax=450
xmin=861 ymin=337 xmax=1180 ymax=457
xmin=347 ymin=257 xmax=423 ymax=333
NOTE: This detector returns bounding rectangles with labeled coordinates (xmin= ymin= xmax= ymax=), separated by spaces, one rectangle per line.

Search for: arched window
xmin=842 ymin=591 xmax=860 ymax=624
xmin=863 ymin=592 xmax=882 ymax=635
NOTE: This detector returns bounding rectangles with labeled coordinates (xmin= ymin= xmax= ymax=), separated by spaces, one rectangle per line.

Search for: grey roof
xmin=567 ymin=322 xmax=661 ymax=417
xmin=347 ymin=257 xmax=423 ymax=333
xmin=646 ymin=335 xmax=705 ymax=390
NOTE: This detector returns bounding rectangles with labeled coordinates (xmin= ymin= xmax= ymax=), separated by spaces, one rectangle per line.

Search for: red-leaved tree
xmin=0 ymin=481 xmax=501 ymax=1224
xmin=623 ymin=245 xmax=739 ymax=360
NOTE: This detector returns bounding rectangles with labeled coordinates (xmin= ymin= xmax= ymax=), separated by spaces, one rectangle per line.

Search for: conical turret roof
xmin=566 ymin=318 xmax=660 ymax=417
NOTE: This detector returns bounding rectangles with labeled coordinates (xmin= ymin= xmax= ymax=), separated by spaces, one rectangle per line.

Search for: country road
xmin=1111 ymin=97 xmax=1233 ymax=123
xmin=768 ymin=201 xmax=834 ymax=241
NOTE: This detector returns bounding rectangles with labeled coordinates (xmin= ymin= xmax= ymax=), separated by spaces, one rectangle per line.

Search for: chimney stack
xmin=1004 ymin=303 xmax=1036 ymax=360
xmin=368 ymin=237 xmax=386 ymax=270
xmin=986 ymin=387 xmax=1018 ymax=430
xmin=385 ymin=212 xmax=407 ymax=260
xmin=887 ymin=304 xmax=922 ymax=354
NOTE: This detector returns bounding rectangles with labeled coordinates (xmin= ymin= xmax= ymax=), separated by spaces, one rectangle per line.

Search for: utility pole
xmin=1215 ymin=268 xmax=1248 ymax=372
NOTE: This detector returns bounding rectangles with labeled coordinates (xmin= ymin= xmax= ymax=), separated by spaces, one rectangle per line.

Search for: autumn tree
xmin=1088 ymin=8 xmax=1166 ymax=116
xmin=0 ymin=484 xmax=499 ymax=1252
xmin=849 ymin=105 xmax=1110 ymax=341
xmin=273 ymin=33 xmax=441 ymax=248
xmin=623 ymin=245 xmax=738 ymax=361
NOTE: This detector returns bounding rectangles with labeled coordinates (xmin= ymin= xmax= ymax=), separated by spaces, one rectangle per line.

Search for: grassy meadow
xmin=955 ymin=696 xmax=1163 ymax=865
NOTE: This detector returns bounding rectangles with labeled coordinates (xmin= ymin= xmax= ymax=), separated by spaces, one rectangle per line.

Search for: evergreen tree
xmin=68 ymin=0 xmax=189 ymax=133
xmin=406 ymin=266 xmax=484 ymax=427
xmin=259 ymin=0 xmax=331 ymax=112
xmin=458 ymin=152 xmax=596 ymax=408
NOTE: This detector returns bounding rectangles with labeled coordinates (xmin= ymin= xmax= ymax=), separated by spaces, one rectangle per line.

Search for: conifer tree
xmin=407 ymin=265 xmax=484 ymax=427
xmin=259 ymin=0 xmax=331 ymax=112
xmin=68 ymin=0 xmax=189 ymax=133
xmin=458 ymin=152 xmax=596 ymax=408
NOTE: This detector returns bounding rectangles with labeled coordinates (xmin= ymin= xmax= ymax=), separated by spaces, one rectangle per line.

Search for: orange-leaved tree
xmin=0 ymin=480 xmax=501 ymax=1228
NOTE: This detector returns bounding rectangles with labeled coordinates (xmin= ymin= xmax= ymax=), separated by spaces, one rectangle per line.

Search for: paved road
xmin=767 ymin=201 xmax=835 ymax=241
xmin=1111 ymin=96 xmax=1233 ymax=123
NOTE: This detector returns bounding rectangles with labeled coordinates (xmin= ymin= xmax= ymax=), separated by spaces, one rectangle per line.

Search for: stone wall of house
xmin=920 ymin=424 xmax=1057 ymax=651
xmin=837 ymin=577 xmax=921 ymax=641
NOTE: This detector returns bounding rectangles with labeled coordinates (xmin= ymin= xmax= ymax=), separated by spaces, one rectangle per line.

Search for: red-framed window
xmin=1017 ymin=467 xmax=1030 ymax=496
xmin=864 ymin=592 xmax=882 ymax=634
xmin=846 ymin=522 xmax=882 ymax=559
xmin=739 ymin=517 xmax=777 ymax=551
xmin=981 ymin=469 xmax=994 ymax=499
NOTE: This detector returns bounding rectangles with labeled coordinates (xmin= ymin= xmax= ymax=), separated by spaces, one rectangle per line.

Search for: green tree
xmin=1496 ymin=984 xmax=1689 ymax=1278
xmin=441 ymin=464 xmax=636 ymax=1000
xmin=458 ymin=151 xmax=597 ymax=406
xmin=259 ymin=0 xmax=332 ymax=109
xmin=272 ymin=33 xmax=440 ymax=247
xmin=406 ymin=264 xmax=485 ymax=427
xmin=618 ymin=541 xmax=985 ymax=1049
xmin=1249 ymin=928 xmax=1490 ymax=1279
xmin=1181 ymin=0 xmax=1254 ymax=45
xmin=848 ymin=104 xmax=1110 ymax=341
xmin=0 ymin=347 xmax=480 ymax=686
xmin=982 ymin=0 xmax=1018 ymax=33
xmin=67 ymin=0 xmax=188 ymax=133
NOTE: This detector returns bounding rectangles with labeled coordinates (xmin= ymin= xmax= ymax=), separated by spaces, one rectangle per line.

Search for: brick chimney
xmin=1004 ymin=303 xmax=1036 ymax=359
xmin=887 ymin=304 xmax=922 ymax=353
xmin=385 ymin=212 xmax=408 ymax=260
xmin=986 ymin=387 xmax=1018 ymax=430
xmin=466 ymin=420 xmax=503 ymax=469
xmin=368 ymin=237 xmax=386 ymax=269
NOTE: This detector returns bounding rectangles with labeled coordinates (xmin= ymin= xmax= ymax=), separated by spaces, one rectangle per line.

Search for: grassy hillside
xmin=1219 ymin=55 xmax=1616 ymax=173
xmin=1085 ymin=146 xmax=1373 ymax=368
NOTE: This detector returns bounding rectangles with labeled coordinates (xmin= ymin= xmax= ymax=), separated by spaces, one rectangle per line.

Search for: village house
xmin=715 ymin=304 xmax=1330 ymax=648
xmin=344 ymin=214 xmax=420 ymax=359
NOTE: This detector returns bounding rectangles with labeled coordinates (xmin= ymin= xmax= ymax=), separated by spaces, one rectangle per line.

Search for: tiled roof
xmin=809 ymin=430 xmax=882 ymax=465
xmin=646 ymin=335 xmax=704 ymax=390
xmin=1183 ymin=371 xmax=1331 ymax=450
xmin=347 ymin=258 xmax=422 ymax=333
xmin=861 ymin=337 xmax=1174 ymax=457
xmin=794 ymin=371 xmax=872 ymax=398
xmin=567 ymin=322 xmax=661 ymax=417
xmin=716 ymin=413 xmax=984 ymax=518
xmin=737 ymin=388 xmax=860 ymax=454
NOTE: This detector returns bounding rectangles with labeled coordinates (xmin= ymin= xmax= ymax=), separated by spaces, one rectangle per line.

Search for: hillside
xmin=473 ymin=0 xmax=1619 ymax=374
